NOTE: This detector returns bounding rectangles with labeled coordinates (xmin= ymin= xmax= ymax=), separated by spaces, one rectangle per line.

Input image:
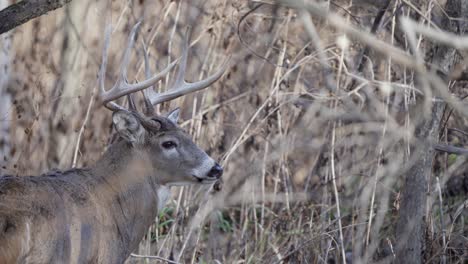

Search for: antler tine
xmin=146 ymin=28 xmax=230 ymax=106
xmin=98 ymin=25 xmax=123 ymax=111
xmin=127 ymin=94 xmax=137 ymax=111
xmin=98 ymin=21 xmax=178 ymax=111
xmin=171 ymin=28 xmax=191 ymax=91
xmin=119 ymin=21 xmax=142 ymax=88
xmin=141 ymin=42 xmax=157 ymax=115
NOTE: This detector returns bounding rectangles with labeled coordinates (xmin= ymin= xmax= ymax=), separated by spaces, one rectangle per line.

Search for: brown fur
xmin=0 ymin=113 xmax=219 ymax=263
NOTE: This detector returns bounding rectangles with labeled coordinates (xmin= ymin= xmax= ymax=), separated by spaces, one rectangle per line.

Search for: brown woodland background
xmin=0 ymin=0 xmax=467 ymax=263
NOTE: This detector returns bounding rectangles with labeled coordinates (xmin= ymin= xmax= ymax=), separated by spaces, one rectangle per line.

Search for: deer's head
xmin=98 ymin=22 xmax=228 ymax=186
xmin=112 ymin=109 xmax=222 ymax=185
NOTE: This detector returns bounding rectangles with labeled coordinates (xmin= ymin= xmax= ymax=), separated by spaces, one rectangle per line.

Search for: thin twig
xmin=72 ymin=85 xmax=98 ymax=168
xmin=130 ymin=253 xmax=180 ymax=264
xmin=436 ymin=177 xmax=447 ymax=264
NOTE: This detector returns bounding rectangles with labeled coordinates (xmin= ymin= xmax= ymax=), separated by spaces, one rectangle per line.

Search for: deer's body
xmin=0 ymin=21 xmax=228 ymax=264
xmin=0 ymin=135 xmax=176 ymax=263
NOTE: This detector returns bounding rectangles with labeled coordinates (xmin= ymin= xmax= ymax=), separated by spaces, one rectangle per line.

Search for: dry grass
xmin=1 ymin=0 xmax=468 ymax=263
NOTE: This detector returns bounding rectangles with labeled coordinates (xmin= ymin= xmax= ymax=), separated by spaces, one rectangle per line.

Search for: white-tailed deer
xmin=0 ymin=22 xmax=228 ymax=263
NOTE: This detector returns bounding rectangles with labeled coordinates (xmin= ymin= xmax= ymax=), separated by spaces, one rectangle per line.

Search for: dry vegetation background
xmin=0 ymin=0 xmax=468 ymax=263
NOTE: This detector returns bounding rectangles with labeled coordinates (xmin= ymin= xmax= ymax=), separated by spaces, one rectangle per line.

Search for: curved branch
xmin=0 ymin=0 xmax=73 ymax=35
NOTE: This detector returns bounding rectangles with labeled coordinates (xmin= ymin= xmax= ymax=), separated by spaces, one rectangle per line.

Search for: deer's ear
xmin=112 ymin=111 xmax=145 ymax=144
xmin=167 ymin=108 xmax=180 ymax=124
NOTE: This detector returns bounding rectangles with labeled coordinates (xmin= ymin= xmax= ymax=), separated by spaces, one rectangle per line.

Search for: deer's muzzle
xmin=207 ymin=163 xmax=223 ymax=179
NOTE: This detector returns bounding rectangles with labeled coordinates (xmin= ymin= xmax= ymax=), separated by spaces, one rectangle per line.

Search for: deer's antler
xmin=98 ymin=22 xmax=229 ymax=114
xmin=98 ymin=22 xmax=178 ymax=111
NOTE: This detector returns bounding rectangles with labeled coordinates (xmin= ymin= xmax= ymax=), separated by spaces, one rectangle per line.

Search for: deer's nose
xmin=208 ymin=163 xmax=223 ymax=179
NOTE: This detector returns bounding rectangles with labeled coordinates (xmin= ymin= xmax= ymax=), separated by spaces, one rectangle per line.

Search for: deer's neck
xmin=88 ymin=140 xmax=161 ymax=255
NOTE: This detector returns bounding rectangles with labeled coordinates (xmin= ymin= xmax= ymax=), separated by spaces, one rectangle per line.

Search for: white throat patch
xmin=157 ymin=185 xmax=171 ymax=211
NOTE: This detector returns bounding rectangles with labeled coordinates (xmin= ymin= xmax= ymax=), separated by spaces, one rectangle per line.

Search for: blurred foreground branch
xmin=433 ymin=143 xmax=468 ymax=155
xmin=0 ymin=0 xmax=73 ymax=35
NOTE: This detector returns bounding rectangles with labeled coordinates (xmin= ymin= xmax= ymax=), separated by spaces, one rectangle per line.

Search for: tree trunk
xmin=395 ymin=0 xmax=465 ymax=262
xmin=395 ymin=103 xmax=444 ymax=263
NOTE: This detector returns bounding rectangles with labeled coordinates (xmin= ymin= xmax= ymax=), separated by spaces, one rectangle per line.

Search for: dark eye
xmin=162 ymin=141 xmax=177 ymax=149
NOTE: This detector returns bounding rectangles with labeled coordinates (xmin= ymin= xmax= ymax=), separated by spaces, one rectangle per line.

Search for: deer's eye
xmin=162 ymin=141 xmax=177 ymax=149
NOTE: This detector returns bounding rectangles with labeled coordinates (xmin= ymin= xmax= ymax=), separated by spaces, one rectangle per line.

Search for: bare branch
xmin=433 ymin=143 xmax=468 ymax=156
xmin=0 ymin=0 xmax=73 ymax=35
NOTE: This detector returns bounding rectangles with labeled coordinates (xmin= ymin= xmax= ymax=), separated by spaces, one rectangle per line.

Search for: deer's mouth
xmin=192 ymin=175 xmax=218 ymax=184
